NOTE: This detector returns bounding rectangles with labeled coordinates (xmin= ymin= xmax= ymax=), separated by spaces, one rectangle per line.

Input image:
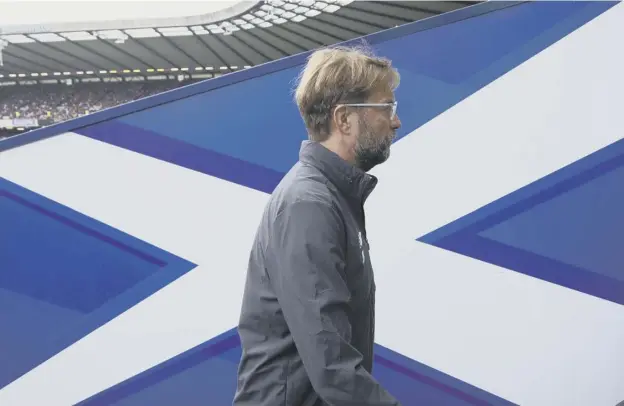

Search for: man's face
xmin=352 ymin=88 xmax=401 ymax=172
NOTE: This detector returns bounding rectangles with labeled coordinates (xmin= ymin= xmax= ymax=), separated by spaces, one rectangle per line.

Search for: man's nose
xmin=392 ymin=114 xmax=401 ymax=129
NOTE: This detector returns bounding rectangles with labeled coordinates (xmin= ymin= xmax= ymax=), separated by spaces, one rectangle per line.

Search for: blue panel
xmin=77 ymin=330 xmax=517 ymax=406
xmin=111 ymin=357 xmax=239 ymax=406
xmin=479 ymin=166 xmax=624 ymax=282
xmin=419 ymin=127 xmax=624 ymax=245
xmin=373 ymin=346 xmax=515 ymax=406
xmin=71 ymin=1 xmax=615 ymax=194
xmin=75 ymin=331 xmax=241 ymax=406
xmin=379 ymin=1 xmax=614 ymax=144
xmin=117 ymin=68 xmax=308 ymax=174
xmin=0 ymin=193 xmax=161 ymax=313
xmin=0 ymin=178 xmax=197 ymax=390
xmin=393 ymin=1 xmax=598 ymax=84
xmin=0 ymin=288 xmax=82 ymax=387
xmin=419 ymin=139 xmax=624 ymax=305
xmin=77 ymin=120 xmax=284 ymax=194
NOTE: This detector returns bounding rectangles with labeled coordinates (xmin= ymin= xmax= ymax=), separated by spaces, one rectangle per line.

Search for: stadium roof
xmin=0 ymin=1 xmax=478 ymax=80
xmin=0 ymin=2 xmax=246 ymax=26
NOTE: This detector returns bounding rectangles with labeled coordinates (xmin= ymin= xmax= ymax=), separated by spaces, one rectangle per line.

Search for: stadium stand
xmin=0 ymin=1 xmax=476 ymax=139
xmin=1 ymin=80 xmax=186 ymax=124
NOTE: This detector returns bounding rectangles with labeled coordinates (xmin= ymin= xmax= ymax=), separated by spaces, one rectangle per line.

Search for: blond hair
xmin=293 ymin=44 xmax=400 ymax=142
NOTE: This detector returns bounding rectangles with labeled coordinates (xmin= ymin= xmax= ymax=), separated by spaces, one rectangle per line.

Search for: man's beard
xmin=353 ymin=116 xmax=394 ymax=172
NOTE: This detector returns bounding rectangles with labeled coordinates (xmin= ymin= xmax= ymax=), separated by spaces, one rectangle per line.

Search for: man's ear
xmin=332 ymin=105 xmax=351 ymax=135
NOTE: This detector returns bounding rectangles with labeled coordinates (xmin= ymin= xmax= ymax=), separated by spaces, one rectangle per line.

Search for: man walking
xmin=233 ymin=44 xmax=402 ymax=406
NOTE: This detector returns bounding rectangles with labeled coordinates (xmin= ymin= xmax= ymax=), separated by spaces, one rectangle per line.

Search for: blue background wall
xmin=1 ymin=2 xmax=622 ymax=405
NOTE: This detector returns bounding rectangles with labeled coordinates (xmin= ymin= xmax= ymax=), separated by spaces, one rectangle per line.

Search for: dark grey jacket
xmin=233 ymin=141 xmax=400 ymax=406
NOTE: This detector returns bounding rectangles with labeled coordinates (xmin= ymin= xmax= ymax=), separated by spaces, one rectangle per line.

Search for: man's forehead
xmin=369 ymin=87 xmax=395 ymax=103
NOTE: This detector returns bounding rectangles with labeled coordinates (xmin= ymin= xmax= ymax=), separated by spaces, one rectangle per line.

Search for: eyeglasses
xmin=336 ymin=101 xmax=398 ymax=119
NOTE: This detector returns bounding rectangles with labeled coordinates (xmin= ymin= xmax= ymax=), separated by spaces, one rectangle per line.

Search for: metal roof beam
xmin=193 ymin=35 xmax=232 ymax=72
xmin=228 ymin=32 xmax=273 ymax=65
xmin=328 ymin=9 xmax=389 ymax=31
xmin=377 ymin=1 xmax=473 ymax=15
xmin=3 ymin=45 xmax=77 ymax=73
xmin=248 ymin=26 xmax=309 ymax=55
xmin=67 ymin=39 xmax=126 ymax=72
xmin=235 ymin=29 xmax=288 ymax=61
xmin=271 ymin=24 xmax=326 ymax=48
xmin=159 ymin=35 xmax=204 ymax=68
xmin=0 ymin=59 xmax=35 ymax=74
xmin=29 ymin=37 xmax=107 ymax=72
xmin=265 ymin=26 xmax=315 ymax=52
xmin=299 ymin=18 xmax=363 ymax=41
xmin=345 ymin=2 xmax=422 ymax=24
xmin=214 ymin=32 xmax=268 ymax=66
xmin=208 ymin=32 xmax=256 ymax=67
xmin=97 ymin=38 xmax=156 ymax=69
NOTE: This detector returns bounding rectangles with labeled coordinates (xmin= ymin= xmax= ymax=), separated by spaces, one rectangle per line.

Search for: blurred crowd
xmin=0 ymin=80 xmax=187 ymax=125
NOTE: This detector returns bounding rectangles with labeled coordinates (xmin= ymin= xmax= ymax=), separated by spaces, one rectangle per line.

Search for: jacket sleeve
xmin=267 ymin=198 xmax=401 ymax=406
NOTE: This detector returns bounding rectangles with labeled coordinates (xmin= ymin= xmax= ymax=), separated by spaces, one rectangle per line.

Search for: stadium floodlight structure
xmin=0 ymin=38 xmax=7 ymax=66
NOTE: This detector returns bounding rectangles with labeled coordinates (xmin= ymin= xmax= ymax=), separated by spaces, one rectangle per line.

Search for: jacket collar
xmin=299 ymin=140 xmax=378 ymax=205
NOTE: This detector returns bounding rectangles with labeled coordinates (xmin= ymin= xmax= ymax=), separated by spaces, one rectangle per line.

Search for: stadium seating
xmin=0 ymin=80 xmax=188 ymax=125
